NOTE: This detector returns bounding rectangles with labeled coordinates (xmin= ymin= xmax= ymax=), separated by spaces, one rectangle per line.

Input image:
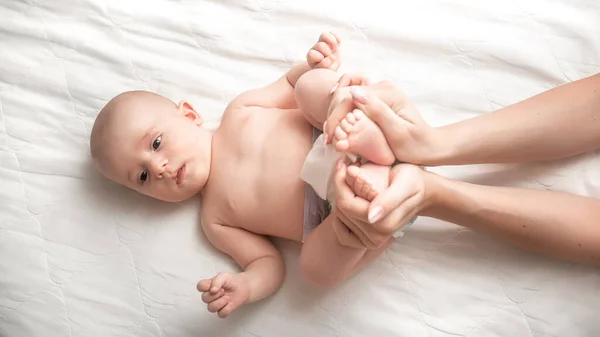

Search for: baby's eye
xmin=152 ymin=136 xmax=161 ymax=150
xmin=140 ymin=170 xmax=148 ymax=183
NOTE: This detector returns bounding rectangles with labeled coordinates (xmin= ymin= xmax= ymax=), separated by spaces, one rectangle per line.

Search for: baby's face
xmin=94 ymin=94 xmax=212 ymax=202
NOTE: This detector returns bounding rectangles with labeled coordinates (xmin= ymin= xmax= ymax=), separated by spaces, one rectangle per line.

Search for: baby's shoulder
xmin=220 ymin=102 xmax=273 ymax=132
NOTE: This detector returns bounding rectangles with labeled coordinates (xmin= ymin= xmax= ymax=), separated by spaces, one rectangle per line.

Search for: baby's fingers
xmin=313 ymin=41 xmax=333 ymax=58
xmin=210 ymin=272 xmax=229 ymax=293
xmin=319 ymin=32 xmax=340 ymax=52
xmin=202 ymin=288 xmax=225 ymax=303
xmin=196 ymin=279 xmax=212 ymax=293
xmin=218 ymin=302 xmax=237 ymax=319
xmin=307 ymin=49 xmax=324 ymax=67
xmin=316 ymin=55 xmax=336 ymax=69
xmin=207 ymin=296 xmax=230 ymax=313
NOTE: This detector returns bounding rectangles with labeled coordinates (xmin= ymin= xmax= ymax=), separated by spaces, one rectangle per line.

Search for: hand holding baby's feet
xmin=333 ymin=107 xmax=396 ymax=165
xmin=307 ymin=32 xmax=341 ymax=71
xmin=197 ymin=272 xmax=250 ymax=318
xmin=345 ymin=162 xmax=390 ymax=202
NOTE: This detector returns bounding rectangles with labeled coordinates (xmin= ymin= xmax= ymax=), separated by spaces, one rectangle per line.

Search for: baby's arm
xmin=299 ymin=210 xmax=394 ymax=287
xmin=197 ymin=222 xmax=285 ymax=318
xmin=230 ymin=32 xmax=340 ymax=111
xmin=229 ymin=62 xmax=310 ymax=110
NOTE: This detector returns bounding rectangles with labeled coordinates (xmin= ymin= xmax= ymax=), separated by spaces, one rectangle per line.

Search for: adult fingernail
xmin=350 ymin=86 xmax=367 ymax=104
xmin=330 ymin=82 xmax=339 ymax=94
xmin=368 ymin=206 xmax=383 ymax=224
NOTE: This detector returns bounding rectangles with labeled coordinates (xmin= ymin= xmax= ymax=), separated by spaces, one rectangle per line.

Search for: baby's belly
xmin=217 ymin=108 xmax=317 ymax=241
xmin=243 ymin=120 xmax=315 ymax=240
xmin=250 ymin=184 xmax=307 ymax=241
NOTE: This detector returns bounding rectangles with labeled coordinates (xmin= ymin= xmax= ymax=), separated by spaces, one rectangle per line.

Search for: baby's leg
xmin=299 ymin=212 xmax=394 ymax=287
xmin=345 ymin=162 xmax=391 ymax=202
xmin=295 ymin=68 xmax=341 ymax=130
xmin=335 ymin=109 xmax=396 ymax=166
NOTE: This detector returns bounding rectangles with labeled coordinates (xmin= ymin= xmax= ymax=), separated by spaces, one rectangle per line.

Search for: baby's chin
xmin=146 ymin=187 xmax=204 ymax=203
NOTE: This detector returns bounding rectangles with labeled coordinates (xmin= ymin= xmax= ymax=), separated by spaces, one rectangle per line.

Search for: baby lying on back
xmin=90 ymin=32 xmax=404 ymax=318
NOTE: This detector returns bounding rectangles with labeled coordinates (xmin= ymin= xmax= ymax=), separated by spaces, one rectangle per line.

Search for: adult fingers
xmin=331 ymin=73 xmax=372 ymax=93
xmin=373 ymin=192 xmax=421 ymax=235
xmin=331 ymin=162 xmax=386 ymax=248
xmin=325 ymin=88 xmax=355 ymax=144
xmin=349 ymin=86 xmax=410 ymax=130
xmin=366 ymin=173 xmax=416 ymax=225
xmin=332 ymin=210 xmax=370 ymax=249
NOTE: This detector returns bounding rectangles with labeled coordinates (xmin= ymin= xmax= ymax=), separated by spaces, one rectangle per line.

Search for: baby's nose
xmin=150 ymin=157 xmax=168 ymax=177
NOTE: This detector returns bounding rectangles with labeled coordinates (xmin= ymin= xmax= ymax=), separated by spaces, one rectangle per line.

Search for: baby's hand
xmin=197 ymin=272 xmax=250 ymax=318
xmin=307 ymin=31 xmax=341 ymax=71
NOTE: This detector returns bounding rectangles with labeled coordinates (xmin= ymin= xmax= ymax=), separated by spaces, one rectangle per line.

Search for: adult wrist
xmin=418 ymin=169 xmax=453 ymax=219
xmin=420 ymin=126 xmax=459 ymax=166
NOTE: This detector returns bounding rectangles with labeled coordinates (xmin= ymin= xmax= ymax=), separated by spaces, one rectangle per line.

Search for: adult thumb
xmin=367 ymin=178 xmax=413 ymax=224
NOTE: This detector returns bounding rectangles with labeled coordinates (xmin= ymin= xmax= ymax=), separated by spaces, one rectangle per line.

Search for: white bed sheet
xmin=1 ymin=0 xmax=600 ymax=336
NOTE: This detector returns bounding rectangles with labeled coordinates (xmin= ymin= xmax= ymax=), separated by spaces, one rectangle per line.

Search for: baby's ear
xmin=178 ymin=100 xmax=203 ymax=126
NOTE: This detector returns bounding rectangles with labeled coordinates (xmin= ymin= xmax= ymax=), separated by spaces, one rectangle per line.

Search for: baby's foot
xmin=345 ymin=163 xmax=390 ymax=202
xmin=334 ymin=109 xmax=396 ymax=165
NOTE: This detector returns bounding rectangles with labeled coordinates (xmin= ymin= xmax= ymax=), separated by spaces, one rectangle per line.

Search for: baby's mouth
xmin=176 ymin=164 xmax=186 ymax=185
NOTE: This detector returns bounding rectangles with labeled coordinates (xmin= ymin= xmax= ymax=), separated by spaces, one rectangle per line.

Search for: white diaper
xmin=300 ymin=128 xmax=415 ymax=238
xmin=300 ymin=131 xmax=342 ymax=203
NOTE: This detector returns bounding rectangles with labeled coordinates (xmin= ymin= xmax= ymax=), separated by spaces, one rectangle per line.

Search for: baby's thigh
xmin=295 ymin=69 xmax=341 ymax=129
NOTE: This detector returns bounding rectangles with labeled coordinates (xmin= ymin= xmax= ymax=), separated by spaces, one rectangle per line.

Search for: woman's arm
xmin=330 ymin=161 xmax=600 ymax=266
xmin=325 ymin=72 xmax=600 ymax=166
xmin=436 ymin=73 xmax=600 ymax=165
xmin=422 ymin=171 xmax=600 ymax=265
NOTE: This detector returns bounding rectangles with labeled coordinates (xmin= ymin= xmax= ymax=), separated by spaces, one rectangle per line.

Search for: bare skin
xmin=90 ymin=32 xmax=397 ymax=319
xmin=324 ymin=72 xmax=600 ymax=267
xmin=335 ymin=108 xmax=396 ymax=166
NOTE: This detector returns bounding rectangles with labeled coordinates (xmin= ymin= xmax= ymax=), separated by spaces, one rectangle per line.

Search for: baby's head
xmin=90 ymin=90 xmax=212 ymax=202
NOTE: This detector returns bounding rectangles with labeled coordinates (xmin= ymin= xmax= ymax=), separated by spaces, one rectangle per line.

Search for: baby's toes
xmin=345 ymin=169 xmax=357 ymax=187
xmin=352 ymin=108 xmax=366 ymax=121
xmin=335 ymin=125 xmax=348 ymax=140
xmin=352 ymin=176 xmax=366 ymax=194
xmin=366 ymin=188 xmax=379 ymax=201
xmin=340 ymin=119 xmax=354 ymax=134
xmin=346 ymin=164 xmax=361 ymax=180
xmin=345 ymin=111 xmax=357 ymax=124
xmin=358 ymin=179 xmax=374 ymax=198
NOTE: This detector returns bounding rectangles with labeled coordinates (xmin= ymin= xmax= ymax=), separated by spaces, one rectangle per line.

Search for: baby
xmin=90 ymin=32 xmax=403 ymax=318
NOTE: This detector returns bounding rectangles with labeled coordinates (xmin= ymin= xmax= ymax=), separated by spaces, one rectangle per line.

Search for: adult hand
xmin=331 ymin=160 xmax=431 ymax=249
xmin=325 ymin=74 xmax=441 ymax=166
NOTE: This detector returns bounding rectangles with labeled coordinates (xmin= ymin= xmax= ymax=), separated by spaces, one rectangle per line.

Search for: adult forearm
xmin=431 ymin=73 xmax=600 ymax=165
xmin=422 ymin=172 xmax=600 ymax=265
xmin=241 ymin=255 xmax=286 ymax=304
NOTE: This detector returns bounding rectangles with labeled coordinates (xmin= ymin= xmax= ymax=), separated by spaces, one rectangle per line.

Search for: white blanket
xmin=1 ymin=0 xmax=599 ymax=336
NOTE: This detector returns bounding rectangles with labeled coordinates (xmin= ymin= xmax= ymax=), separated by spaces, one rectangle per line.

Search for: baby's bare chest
xmin=205 ymin=108 xmax=316 ymax=240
